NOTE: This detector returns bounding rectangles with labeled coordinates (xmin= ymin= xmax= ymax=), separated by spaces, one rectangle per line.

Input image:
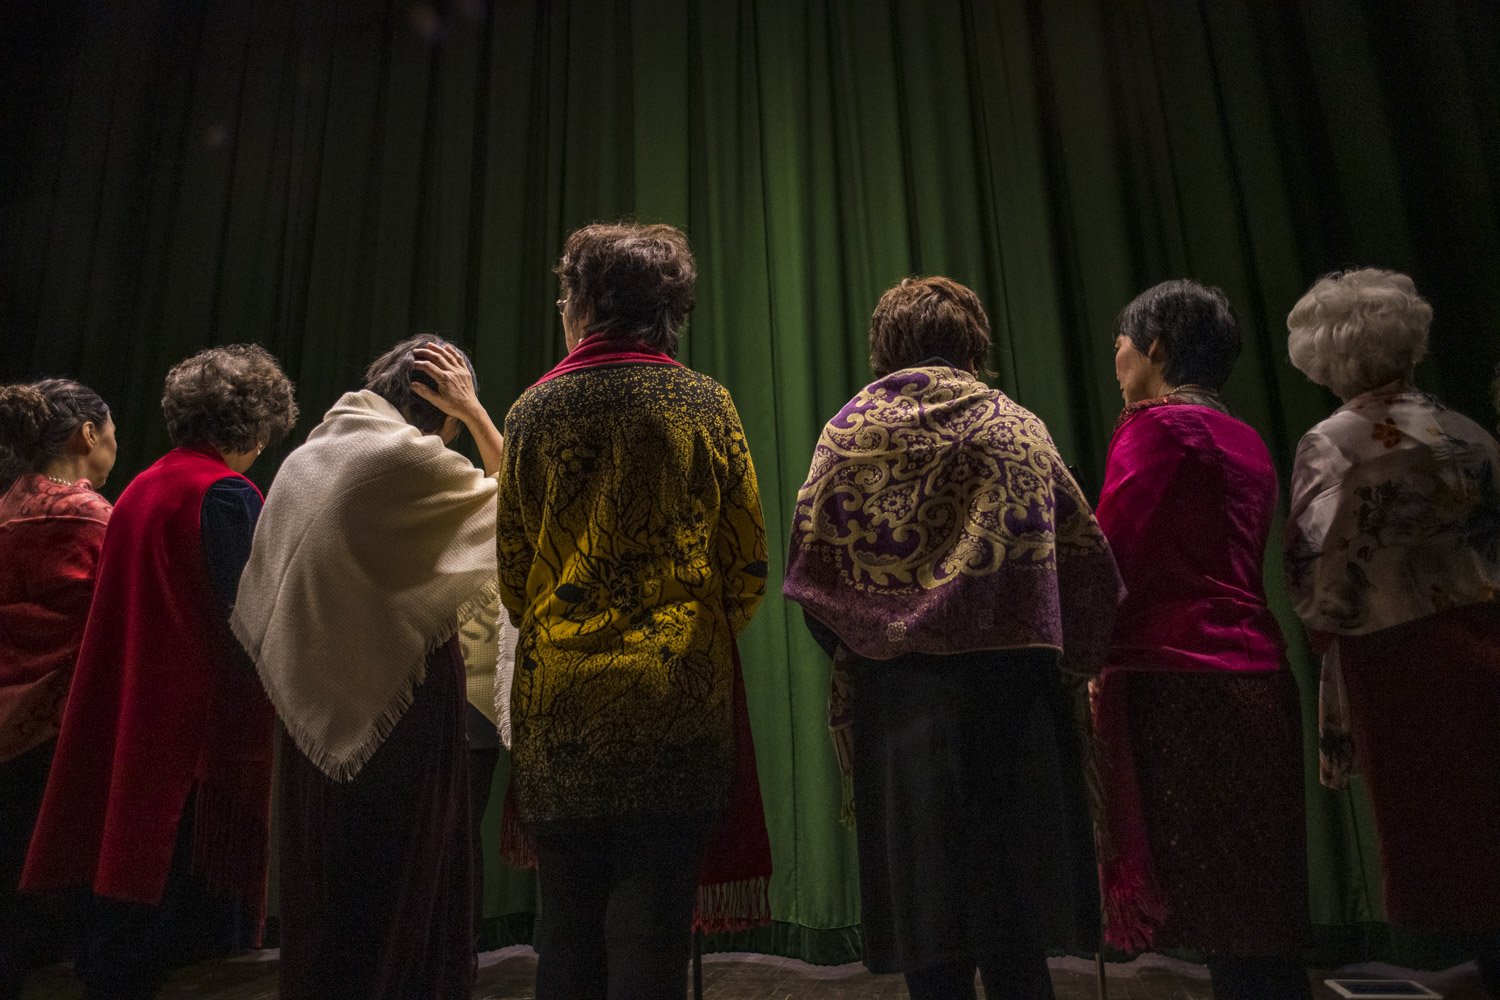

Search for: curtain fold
xmin=3 ymin=0 xmax=1498 ymax=967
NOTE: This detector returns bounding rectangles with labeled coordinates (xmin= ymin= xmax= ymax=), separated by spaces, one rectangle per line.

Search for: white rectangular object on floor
xmin=1324 ymin=979 xmax=1441 ymax=999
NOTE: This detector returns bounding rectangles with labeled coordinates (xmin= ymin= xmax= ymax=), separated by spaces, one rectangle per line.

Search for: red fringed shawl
xmin=0 ymin=474 xmax=112 ymax=764
xmin=691 ymin=646 xmax=773 ymax=932
xmin=22 ymin=447 xmax=276 ymax=937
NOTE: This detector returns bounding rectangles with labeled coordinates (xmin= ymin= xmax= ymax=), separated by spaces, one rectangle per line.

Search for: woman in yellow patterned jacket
xmin=495 ymin=222 xmax=767 ymax=1000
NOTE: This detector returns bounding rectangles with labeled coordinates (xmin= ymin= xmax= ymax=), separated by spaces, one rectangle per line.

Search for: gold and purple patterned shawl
xmin=783 ymin=365 xmax=1120 ymax=674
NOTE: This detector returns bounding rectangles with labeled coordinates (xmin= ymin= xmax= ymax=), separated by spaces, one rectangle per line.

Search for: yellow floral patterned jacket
xmin=496 ymin=362 xmax=767 ymax=821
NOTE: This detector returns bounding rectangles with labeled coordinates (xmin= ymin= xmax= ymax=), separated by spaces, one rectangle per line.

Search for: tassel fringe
xmin=692 ymin=877 xmax=772 ymax=934
xmin=1099 ymin=857 xmax=1168 ymax=953
xmin=831 ymin=721 xmax=856 ymax=828
xmin=189 ymin=783 xmax=270 ymax=946
xmin=239 ymin=578 xmax=501 ymax=784
xmin=500 ymin=799 xmax=538 ymax=870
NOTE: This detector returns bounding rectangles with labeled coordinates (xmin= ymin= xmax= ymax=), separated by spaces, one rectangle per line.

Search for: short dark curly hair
xmin=869 ymin=276 xmax=993 ymax=377
xmin=555 ymin=222 xmax=696 ymax=356
xmin=1115 ymin=279 xmax=1241 ymax=391
xmin=364 ymin=334 xmax=476 ymax=435
xmin=161 ymin=344 xmax=298 ymax=452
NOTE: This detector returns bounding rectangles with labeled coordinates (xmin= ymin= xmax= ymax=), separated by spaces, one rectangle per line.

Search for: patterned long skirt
xmin=1128 ymin=669 xmax=1308 ymax=956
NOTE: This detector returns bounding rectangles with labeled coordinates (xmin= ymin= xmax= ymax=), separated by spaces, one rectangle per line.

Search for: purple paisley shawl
xmin=784 ymin=366 xmax=1120 ymax=673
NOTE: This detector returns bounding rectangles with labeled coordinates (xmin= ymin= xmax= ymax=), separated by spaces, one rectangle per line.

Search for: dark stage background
xmin=3 ymin=0 xmax=1499 ymax=967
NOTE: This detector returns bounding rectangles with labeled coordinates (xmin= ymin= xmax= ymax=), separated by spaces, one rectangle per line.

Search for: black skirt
xmin=849 ymin=648 xmax=1099 ymax=974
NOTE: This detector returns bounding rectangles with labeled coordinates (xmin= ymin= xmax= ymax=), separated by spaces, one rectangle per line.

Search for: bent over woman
xmin=234 ymin=337 xmax=503 ymax=1000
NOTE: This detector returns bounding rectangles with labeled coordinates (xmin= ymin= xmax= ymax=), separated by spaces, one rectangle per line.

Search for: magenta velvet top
xmin=1095 ymin=399 xmax=1286 ymax=675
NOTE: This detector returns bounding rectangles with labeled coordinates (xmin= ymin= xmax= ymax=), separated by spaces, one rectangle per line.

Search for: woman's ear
xmin=75 ymin=421 xmax=99 ymax=453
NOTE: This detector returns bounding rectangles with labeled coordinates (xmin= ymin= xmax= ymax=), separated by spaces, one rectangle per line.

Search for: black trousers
xmin=533 ymin=812 xmax=713 ymax=1000
xmin=0 ymin=741 xmax=82 ymax=1000
xmin=1479 ymin=951 xmax=1500 ymax=996
xmin=76 ymin=795 xmax=249 ymax=1000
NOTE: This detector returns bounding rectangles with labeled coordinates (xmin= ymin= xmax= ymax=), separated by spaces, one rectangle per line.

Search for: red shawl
xmin=505 ymin=335 xmax=773 ymax=933
xmin=692 ymin=647 xmax=773 ymax=932
xmin=1092 ymin=399 xmax=1288 ymax=950
xmin=22 ymin=447 xmax=276 ymax=937
xmin=0 ymin=474 xmax=112 ymax=764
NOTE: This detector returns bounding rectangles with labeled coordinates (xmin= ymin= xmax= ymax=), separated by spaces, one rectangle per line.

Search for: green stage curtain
xmin=3 ymin=0 xmax=1498 ymax=968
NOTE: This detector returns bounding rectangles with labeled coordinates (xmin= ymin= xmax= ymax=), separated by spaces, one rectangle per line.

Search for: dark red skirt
xmin=277 ymin=637 xmax=473 ymax=1000
xmin=1339 ymin=601 xmax=1500 ymax=930
xmin=1128 ymin=669 xmax=1309 ymax=956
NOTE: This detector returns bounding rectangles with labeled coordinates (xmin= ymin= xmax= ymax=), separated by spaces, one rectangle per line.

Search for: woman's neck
xmin=1345 ymin=376 xmax=1414 ymax=405
xmin=41 ymin=455 xmax=88 ymax=485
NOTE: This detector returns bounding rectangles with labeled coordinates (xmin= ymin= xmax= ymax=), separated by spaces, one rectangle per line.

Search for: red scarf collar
xmin=532 ymin=331 xmax=682 ymax=388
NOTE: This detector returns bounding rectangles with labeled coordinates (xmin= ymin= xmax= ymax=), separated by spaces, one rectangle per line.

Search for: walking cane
xmin=1095 ymin=950 xmax=1109 ymax=1000
xmin=693 ymin=929 xmax=704 ymax=1000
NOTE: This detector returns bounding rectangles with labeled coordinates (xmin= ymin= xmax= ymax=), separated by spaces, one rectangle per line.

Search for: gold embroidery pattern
xmin=792 ymin=367 xmax=1097 ymax=594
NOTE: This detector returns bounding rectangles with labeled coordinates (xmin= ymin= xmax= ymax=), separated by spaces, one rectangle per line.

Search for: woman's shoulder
xmin=512 ymin=362 xmax=722 ymax=415
xmin=1296 ymin=408 xmax=1360 ymax=464
xmin=1117 ymin=400 xmax=1273 ymax=473
xmin=1304 ymin=390 xmax=1495 ymax=462
xmin=61 ymin=484 xmax=114 ymax=523
xmin=1424 ymin=395 xmax=1500 ymax=453
xmin=1 ymin=475 xmax=112 ymax=525
xmin=203 ymin=475 xmax=262 ymax=507
xmin=650 ymin=363 xmax=731 ymax=400
xmin=1115 ymin=399 xmax=1219 ymax=447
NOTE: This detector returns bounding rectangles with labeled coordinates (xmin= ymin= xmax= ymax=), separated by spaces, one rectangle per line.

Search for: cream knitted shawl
xmin=232 ymin=390 xmax=499 ymax=781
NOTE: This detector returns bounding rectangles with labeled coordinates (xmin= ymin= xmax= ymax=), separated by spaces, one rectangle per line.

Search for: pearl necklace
xmin=45 ymin=475 xmax=76 ymax=487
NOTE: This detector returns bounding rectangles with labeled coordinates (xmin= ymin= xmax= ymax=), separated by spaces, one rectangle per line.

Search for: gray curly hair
xmin=1287 ymin=268 xmax=1431 ymax=400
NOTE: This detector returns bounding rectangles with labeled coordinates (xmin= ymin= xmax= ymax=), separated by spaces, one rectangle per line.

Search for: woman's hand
xmin=411 ymin=342 xmax=505 ymax=477
xmin=411 ymin=342 xmax=482 ymax=423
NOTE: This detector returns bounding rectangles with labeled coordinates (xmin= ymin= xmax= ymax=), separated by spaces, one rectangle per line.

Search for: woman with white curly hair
xmin=1284 ymin=269 xmax=1500 ymax=980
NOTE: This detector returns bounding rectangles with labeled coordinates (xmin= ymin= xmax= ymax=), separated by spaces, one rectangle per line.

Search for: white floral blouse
xmin=1287 ymin=384 xmax=1500 ymax=637
xmin=1286 ymin=384 xmax=1500 ymax=788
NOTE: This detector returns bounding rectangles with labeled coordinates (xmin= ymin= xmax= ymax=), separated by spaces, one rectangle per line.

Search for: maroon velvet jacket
xmin=1096 ymin=400 xmax=1287 ymax=676
xmin=0 ymin=474 xmax=112 ymax=763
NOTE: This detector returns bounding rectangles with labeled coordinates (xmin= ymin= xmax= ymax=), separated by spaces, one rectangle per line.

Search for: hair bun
xmin=0 ymin=384 xmax=52 ymax=450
